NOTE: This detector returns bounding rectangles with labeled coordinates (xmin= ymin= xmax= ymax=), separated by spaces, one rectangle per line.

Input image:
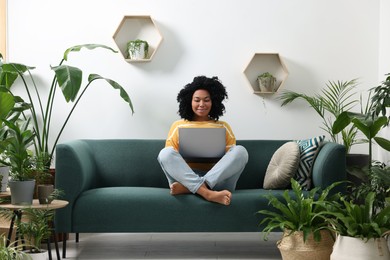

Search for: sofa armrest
xmin=312 ymin=142 xmax=346 ymax=191
xmin=54 ymin=140 xmax=97 ymax=232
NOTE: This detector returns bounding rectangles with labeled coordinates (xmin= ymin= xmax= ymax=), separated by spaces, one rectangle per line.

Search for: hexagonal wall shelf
xmin=113 ymin=15 xmax=163 ymax=63
xmin=243 ymin=53 xmax=289 ymax=94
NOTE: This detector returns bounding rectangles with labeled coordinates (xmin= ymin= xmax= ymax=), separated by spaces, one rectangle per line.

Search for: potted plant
xmin=278 ymin=79 xmax=360 ymax=154
xmin=17 ymin=207 xmax=55 ymax=260
xmin=257 ymin=72 xmax=276 ymax=92
xmin=0 ymin=119 xmax=36 ymax=205
xmin=0 ymin=44 xmax=134 ymax=183
xmin=0 ymin=234 xmax=28 ymax=260
xmin=0 ymin=87 xmax=30 ymax=193
xmin=257 ymin=179 xmax=341 ymax=260
xmin=332 ymin=83 xmax=390 ymax=208
xmin=126 ymin=39 xmax=149 ymax=60
xmin=324 ymin=192 xmax=390 ymax=259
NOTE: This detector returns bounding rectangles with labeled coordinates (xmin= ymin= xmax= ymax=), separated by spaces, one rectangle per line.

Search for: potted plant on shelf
xmin=257 ymin=179 xmax=341 ymax=260
xmin=324 ymin=192 xmax=390 ymax=259
xmin=0 ymin=44 xmax=134 ymax=181
xmin=0 ymin=119 xmax=35 ymax=205
xmin=0 ymin=87 xmax=30 ymax=193
xmin=257 ymin=72 xmax=277 ymax=92
xmin=126 ymin=39 xmax=149 ymax=60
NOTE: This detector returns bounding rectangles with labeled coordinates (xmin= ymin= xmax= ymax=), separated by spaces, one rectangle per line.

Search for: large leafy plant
xmin=17 ymin=208 xmax=55 ymax=254
xmin=257 ymin=179 xmax=340 ymax=242
xmin=0 ymin=119 xmax=35 ymax=181
xmin=0 ymin=44 xmax=134 ymax=170
xmin=278 ymin=79 xmax=359 ymax=153
xmin=324 ymin=192 xmax=390 ymax=240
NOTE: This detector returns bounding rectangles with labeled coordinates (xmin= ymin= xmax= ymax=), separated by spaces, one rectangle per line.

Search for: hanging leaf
xmin=52 ymin=65 xmax=82 ymax=102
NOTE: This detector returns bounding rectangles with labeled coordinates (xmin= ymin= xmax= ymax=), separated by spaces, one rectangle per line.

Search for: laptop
xmin=179 ymin=128 xmax=226 ymax=163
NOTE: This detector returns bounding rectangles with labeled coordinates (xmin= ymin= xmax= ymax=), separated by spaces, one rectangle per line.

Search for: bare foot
xmin=170 ymin=182 xmax=191 ymax=195
xmin=197 ymin=184 xmax=232 ymax=205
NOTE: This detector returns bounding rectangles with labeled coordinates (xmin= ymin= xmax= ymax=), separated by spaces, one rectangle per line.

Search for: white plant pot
xmin=23 ymin=250 xmax=48 ymax=260
xmin=128 ymin=42 xmax=148 ymax=60
xmin=0 ymin=166 xmax=9 ymax=192
xmin=330 ymin=235 xmax=390 ymax=260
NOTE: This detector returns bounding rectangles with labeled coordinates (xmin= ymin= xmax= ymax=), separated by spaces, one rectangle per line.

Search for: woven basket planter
xmin=277 ymin=230 xmax=335 ymax=260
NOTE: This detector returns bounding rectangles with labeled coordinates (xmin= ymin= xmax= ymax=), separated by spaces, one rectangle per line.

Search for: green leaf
xmin=63 ymin=44 xmax=118 ymax=61
xmin=374 ymin=136 xmax=390 ymax=152
xmin=52 ymin=65 xmax=82 ymax=102
xmin=0 ymin=91 xmax=15 ymax=122
xmin=332 ymin=111 xmax=352 ymax=134
xmin=88 ymin=74 xmax=134 ymax=114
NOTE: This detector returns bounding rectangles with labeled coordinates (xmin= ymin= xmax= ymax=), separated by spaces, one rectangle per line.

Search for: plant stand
xmin=0 ymin=199 xmax=69 ymax=260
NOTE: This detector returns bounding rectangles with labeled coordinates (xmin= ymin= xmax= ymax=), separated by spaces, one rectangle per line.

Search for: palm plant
xmin=0 ymin=44 xmax=134 ymax=171
xmin=278 ymin=79 xmax=359 ymax=153
xmin=0 ymin=234 xmax=28 ymax=260
xmin=17 ymin=208 xmax=55 ymax=254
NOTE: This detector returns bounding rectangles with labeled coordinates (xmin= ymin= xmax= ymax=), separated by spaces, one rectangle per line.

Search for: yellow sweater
xmin=165 ymin=119 xmax=236 ymax=171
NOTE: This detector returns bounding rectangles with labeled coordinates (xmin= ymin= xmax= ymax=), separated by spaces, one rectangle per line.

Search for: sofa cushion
xmin=263 ymin=142 xmax=300 ymax=189
xmin=294 ymin=136 xmax=325 ymax=190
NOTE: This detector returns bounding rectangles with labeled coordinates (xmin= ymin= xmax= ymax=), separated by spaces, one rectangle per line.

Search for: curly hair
xmin=177 ymin=76 xmax=228 ymax=121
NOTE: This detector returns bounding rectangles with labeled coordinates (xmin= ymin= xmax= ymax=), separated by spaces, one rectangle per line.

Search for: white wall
xmin=6 ymin=0 xmax=384 ymax=157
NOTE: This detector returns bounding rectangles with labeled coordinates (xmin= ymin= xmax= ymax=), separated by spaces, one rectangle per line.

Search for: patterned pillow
xmin=294 ymin=135 xmax=325 ymax=190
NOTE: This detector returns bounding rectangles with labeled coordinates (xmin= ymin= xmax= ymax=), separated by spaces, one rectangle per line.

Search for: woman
xmin=158 ymin=76 xmax=248 ymax=206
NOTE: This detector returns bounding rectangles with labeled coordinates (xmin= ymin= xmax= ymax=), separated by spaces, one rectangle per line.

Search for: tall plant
xmin=0 ymin=44 xmax=134 ymax=169
xmin=279 ymin=79 xmax=359 ymax=153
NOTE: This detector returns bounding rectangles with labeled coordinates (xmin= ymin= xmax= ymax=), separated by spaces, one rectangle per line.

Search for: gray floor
xmin=55 ymin=232 xmax=282 ymax=260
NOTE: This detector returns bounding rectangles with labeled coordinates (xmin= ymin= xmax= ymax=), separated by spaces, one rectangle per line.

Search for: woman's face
xmin=191 ymin=89 xmax=212 ymax=121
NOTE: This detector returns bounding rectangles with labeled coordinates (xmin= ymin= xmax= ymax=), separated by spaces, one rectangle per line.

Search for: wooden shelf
xmin=243 ymin=53 xmax=289 ymax=94
xmin=113 ymin=15 xmax=163 ymax=63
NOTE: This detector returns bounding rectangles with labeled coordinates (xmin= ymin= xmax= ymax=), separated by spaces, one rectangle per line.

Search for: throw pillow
xmin=294 ymin=135 xmax=325 ymax=190
xmin=263 ymin=142 xmax=300 ymax=189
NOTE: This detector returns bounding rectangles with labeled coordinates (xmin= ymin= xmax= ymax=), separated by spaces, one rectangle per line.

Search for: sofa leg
xmin=62 ymin=233 xmax=67 ymax=258
xmin=76 ymin=233 xmax=79 ymax=243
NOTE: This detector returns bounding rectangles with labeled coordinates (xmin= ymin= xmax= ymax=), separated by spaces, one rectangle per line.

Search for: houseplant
xmin=332 ymin=83 xmax=390 ymax=210
xmin=278 ymin=79 xmax=359 ymax=153
xmin=257 ymin=179 xmax=341 ymax=260
xmin=0 ymin=43 xmax=134 ymax=177
xmin=0 ymin=87 xmax=30 ymax=192
xmin=324 ymin=192 xmax=390 ymax=259
xmin=0 ymin=234 xmax=28 ymax=260
xmin=0 ymin=118 xmax=36 ymax=205
xmin=126 ymin=39 xmax=149 ymax=60
xmin=257 ymin=72 xmax=276 ymax=92
xmin=17 ymin=208 xmax=55 ymax=259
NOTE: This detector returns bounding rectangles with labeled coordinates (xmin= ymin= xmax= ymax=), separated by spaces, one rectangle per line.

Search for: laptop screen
xmin=179 ymin=128 xmax=226 ymax=163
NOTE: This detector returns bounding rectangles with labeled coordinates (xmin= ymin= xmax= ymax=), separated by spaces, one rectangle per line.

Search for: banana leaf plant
xmin=0 ymin=44 xmax=134 ymax=171
xmin=332 ymin=112 xmax=390 ymax=166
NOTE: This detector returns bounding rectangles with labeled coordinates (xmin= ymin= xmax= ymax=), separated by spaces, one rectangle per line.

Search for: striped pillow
xmin=294 ymin=135 xmax=325 ymax=190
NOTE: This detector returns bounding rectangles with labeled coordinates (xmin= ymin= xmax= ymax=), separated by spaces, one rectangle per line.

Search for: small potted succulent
xmin=257 ymin=72 xmax=276 ymax=92
xmin=126 ymin=39 xmax=149 ymax=60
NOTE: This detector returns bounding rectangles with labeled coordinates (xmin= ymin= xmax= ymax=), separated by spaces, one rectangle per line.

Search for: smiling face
xmin=191 ymin=89 xmax=212 ymax=121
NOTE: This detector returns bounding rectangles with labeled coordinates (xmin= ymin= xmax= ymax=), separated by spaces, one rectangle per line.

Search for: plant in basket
xmin=257 ymin=179 xmax=341 ymax=260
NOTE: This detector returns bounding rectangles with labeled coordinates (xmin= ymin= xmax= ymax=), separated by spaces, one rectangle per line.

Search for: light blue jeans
xmin=157 ymin=145 xmax=249 ymax=193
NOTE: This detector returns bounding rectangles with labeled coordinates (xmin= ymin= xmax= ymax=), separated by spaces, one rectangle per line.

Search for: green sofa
xmin=54 ymin=139 xmax=345 ymax=253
